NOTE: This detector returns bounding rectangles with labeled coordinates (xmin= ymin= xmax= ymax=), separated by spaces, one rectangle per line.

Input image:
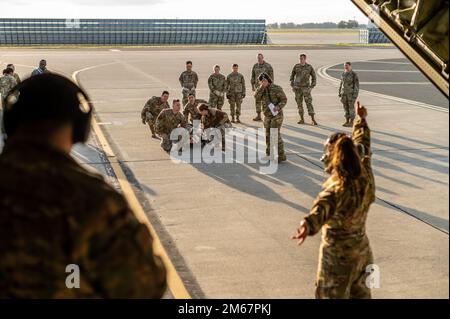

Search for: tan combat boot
xmin=236 ymin=116 xmax=241 ymax=124
xmin=297 ymin=115 xmax=305 ymax=125
xmin=253 ymin=113 xmax=262 ymax=121
xmin=311 ymin=114 xmax=318 ymax=126
xmin=342 ymin=119 xmax=350 ymax=127
xmin=231 ymin=115 xmax=236 ymax=123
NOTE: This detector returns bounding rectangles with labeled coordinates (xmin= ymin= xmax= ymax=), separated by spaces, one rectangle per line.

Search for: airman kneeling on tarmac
xmin=155 ymin=99 xmax=188 ymax=153
xmin=141 ymin=90 xmax=170 ymax=138
xmin=198 ymin=103 xmax=232 ymax=151
xmin=183 ymin=93 xmax=208 ymax=124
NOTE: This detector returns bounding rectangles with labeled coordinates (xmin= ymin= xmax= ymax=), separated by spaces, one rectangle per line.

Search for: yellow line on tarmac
xmin=72 ymin=68 xmax=191 ymax=299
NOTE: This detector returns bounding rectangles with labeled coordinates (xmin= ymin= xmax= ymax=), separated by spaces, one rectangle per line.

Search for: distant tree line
xmin=267 ymin=20 xmax=364 ymax=29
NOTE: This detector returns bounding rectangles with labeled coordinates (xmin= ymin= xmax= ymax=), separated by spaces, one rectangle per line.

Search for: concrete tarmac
xmin=1 ymin=46 xmax=448 ymax=298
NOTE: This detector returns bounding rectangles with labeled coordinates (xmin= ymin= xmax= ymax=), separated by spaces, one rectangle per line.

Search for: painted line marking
xmin=72 ymin=66 xmax=191 ymax=299
xmin=317 ymin=63 xmax=448 ymax=113
xmin=328 ymin=68 xmax=420 ymax=73
xmin=360 ymin=60 xmax=412 ymax=65
xmin=359 ymin=82 xmax=431 ymax=85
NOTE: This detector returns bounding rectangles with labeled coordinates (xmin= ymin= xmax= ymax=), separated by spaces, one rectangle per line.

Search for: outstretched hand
xmin=355 ymin=101 xmax=367 ymax=119
xmin=291 ymin=220 xmax=308 ymax=246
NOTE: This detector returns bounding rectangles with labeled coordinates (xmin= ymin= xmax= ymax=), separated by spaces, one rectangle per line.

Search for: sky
xmin=0 ymin=0 xmax=368 ymax=23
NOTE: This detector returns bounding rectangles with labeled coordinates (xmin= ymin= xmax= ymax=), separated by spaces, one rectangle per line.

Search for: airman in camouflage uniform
xmin=254 ymin=73 xmax=287 ymax=163
xmin=292 ymin=102 xmax=375 ymax=299
xmin=0 ymin=68 xmax=17 ymax=109
xmin=251 ymin=53 xmax=274 ymax=121
xmin=198 ymin=103 xmax=232 ymax=151
xmin=155 ymin=99 xmax=188 ymax=152
xmin=226 ymin=64 xmax=246 ymax=124
xmin=179 ymin=61 xmax=199 ymax=106
xmin=290 ymin=54 xmax=318 ymax=125
xmin=7 ymin=64 xmax=21 ymax=85
xmin=141 ymin=91 xmax=170 ymax=138
xmin=339 ymin=62 xmax=360 ymax=127
xmin=208 ymin=65 xmax=226 ymax=110
xmin=183 ymin=93 xmax=208 ymax=124
xmin=0 ymin=74 xmax=167 ymax=298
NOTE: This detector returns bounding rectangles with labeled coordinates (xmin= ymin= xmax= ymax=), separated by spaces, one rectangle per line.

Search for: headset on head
xmin=2 ymin=74 xmax=93 ymax=144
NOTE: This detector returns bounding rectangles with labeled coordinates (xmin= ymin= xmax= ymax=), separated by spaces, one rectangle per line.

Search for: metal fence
xmin=359 ymin=28 xmax=390 ymax=44
xmin=0 ymin=19 xmax=267 ymax=46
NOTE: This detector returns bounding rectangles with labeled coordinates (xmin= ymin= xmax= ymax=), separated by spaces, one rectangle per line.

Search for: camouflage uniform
xmin=179 ymin=71 xmax=199 ymax=106
xmin=155 ymin=109 xmax=188 ymax=152
xmin=201 ymin=108 xmax=232 ymax=148
xmin=303 ymin=118 xmax=375 ymax=299
xmin=0 ymin=74 xmax=17 ymax=109
xmin=251 ymin=62 xmax=274 ymax=116
xmin=290 ymin=63 xmax=317 ymax=117
xmin=0 ymin=137 xmax=167 ymax=298
xmin=141 ymin=96 xmax=170 ymax=137
xmin=13 ymin=73 xmax=21 ymax=85
xmin=254 ymin=83 xmax=287 ymax=159
xmin=339 ymin=71 xmax=359 ymax=122
xmin=183 ymin=99 xmax=208 ymax=124
xmin=208 ymin=73 xmax=226 ymax=110
xmin=226 ymin=72 xmax=246 ymax=120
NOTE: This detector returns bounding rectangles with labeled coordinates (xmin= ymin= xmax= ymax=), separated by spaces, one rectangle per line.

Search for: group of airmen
xmin=0 ymin=55 xmax=372 ymax=300
xmin=140 ymin=53 xmax=360 ymax=162
xmin=0 ymin=59 xmax=49 ymax=109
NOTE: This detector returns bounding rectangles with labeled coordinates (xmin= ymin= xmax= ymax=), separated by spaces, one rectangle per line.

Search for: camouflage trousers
xmin=254 ymin=95 xmax=263 ymax=114
xmin=227 ymin=93 xmax=243 ymax=117
xmin=209 ymin=93 xmax=225 ymax=110
xmin=159 ymin=132 xmax=189 ymax=152
xmin=159 ymin=133 xmax=172 ymax=152
xmin=264 ymin=114 xmax=285 ymax=156
xmin=341 ymin=94 xmax=357 ymax=121
xmin=315 ymin=239 xmax=373 ymax=299
xmin=294 ymin=87 xmax=315 ymax=116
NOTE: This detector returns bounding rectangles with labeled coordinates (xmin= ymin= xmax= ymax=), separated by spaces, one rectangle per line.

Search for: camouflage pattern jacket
xmin=304 ymin=118 xmax=375 ymax=249
xmin=290 ymin=63 xmax=317 ymax=89
xmin=141 ymin=96 xmax=170 ymax=122
xmin=254 ymin=83 xmax=288 ymax=118
xmin=183 ymin=99 xmax=208 ymax=123
xmin=339 ymin=71 xmax=360 ymax=98
xmin=0 ymin=74 xmax=17 ymax=99
xmin=179 ymin=71 xmax=199 ymax=90
xmin=208 ymin=73 xmax=227 ymax=96
xmin=13 ymin=73 xmax=21 ymax=85
xmin=251 ymin=62 xmax=274 ymax=90
xmin=202 ymin=108 xmax=231 ymax=129
xmin=0 ymin=138 xmax=167 ymax=298
xmin=155 ymin=109 xmax=187 ymax=135
xmin=226 ymin=72 xmax=246 ymax=96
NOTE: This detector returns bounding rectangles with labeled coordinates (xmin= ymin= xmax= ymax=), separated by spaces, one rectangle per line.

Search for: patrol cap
xmin=258 ymin=72 xmax=272 ymax=83
xmin=3 ymin=73 xmax=93 ymax=144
